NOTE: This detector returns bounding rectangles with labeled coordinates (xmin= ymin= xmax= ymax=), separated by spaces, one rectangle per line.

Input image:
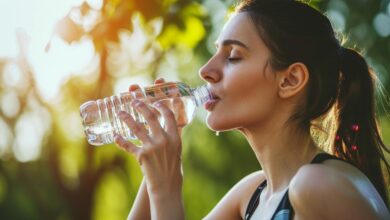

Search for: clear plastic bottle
xmin=80 ymin=82 xmax=211 ymax=146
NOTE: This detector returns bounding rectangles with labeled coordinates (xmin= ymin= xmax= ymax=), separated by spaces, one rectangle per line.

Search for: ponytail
xmin=334 ymin=47 xmax=390 ymax=204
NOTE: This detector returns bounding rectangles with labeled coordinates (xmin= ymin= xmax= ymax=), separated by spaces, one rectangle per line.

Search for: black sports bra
xmin=244 ymin=153 xmax=343 ymax=220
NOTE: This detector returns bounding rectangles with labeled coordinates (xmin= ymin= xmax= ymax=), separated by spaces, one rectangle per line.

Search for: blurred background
xmin=0 ymin=0 xmax=389 ymax=219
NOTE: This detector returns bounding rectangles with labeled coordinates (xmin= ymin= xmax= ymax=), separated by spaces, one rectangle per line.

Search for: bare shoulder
xmin=204 ymin=170 xmax=265 ymax=220
xmin=236 ymin=170 xmax=266 ymax=215
xmin=289 ymin=159 xmax=390 ymax=220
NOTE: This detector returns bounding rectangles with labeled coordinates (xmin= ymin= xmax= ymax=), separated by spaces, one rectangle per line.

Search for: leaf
xmin=158 ymin=15 xmax=205 ymax=49
xmin=53 ymin=15 xmax=85 ymax=44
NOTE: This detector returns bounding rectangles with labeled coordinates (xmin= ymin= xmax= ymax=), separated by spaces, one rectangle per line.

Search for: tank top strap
xmin=245 ymin=180 xmax=267 ymax=220
xmin=310 ymin=152 xmax=343 ymax=164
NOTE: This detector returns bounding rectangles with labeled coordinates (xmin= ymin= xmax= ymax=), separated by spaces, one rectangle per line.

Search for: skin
xmin=114 ymin=12 xmax=390 ymax=220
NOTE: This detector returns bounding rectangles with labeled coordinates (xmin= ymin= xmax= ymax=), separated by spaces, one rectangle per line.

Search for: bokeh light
xmin=373 ymin=13 xmax=390 ymax=37
xmin=30 ymin=36 xmax=95 ymax=101
xmin=0 ymin=0 xmax=96 ymax=101
xmin=0 ymin=119 xmax=12 ymax=156
xmin=2 ymin=62 xmax=23 ymax=88
xmin=1 ymin=90 xmax=20 ymax=118
xmin=327 ymin=0 xmax=349 ymax=32
xmin=13 ymin=108 xmax=51 ymax=162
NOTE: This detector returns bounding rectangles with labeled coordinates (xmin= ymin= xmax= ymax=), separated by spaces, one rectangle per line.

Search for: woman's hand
xmin=114 ymin=78 xmax=184 ymax=220
xmin=114 ymin=99 xmax=183 ymax=193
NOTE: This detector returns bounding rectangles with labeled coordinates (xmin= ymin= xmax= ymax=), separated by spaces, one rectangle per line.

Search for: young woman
xmin=114 ymin=0 xmax=390 ymax=219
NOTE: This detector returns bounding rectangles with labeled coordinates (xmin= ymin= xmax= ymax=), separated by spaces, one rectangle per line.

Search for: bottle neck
xmin=192 ymin=85 xmax=212 ymax=107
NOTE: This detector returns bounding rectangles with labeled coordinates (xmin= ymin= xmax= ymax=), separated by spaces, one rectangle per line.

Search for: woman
xmin=114 ymin=0 xmax=390 ymax=219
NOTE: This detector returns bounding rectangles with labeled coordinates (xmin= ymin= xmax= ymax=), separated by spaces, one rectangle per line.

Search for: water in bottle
xmin=80 ymin=82 xmax=212 ymax=146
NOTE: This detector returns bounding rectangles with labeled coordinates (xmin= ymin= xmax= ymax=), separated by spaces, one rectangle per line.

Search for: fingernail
xmin=129 ymin=85 xmax=139 ymax=91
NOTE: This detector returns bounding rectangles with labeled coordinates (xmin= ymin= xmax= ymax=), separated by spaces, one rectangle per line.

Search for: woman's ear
xmin=278 ymin=62 xmax=309 ymax=99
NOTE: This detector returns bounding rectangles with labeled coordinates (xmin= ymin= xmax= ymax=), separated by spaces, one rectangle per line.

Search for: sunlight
xmin=0 ymin=119 xmax=12 ymax=157
xmin=29 ymin=36 xmax=95 ymax=100
xmin=0 ymin=0 xmax=97 ymax=101
xmin=86 ymin=0 xmax=103 ymax=10
xmin=1 ymin=90 xmax=20 ymax=118
xmin=13 ymin=108 xmax=51 ymax=162
xmin=2 ymin=62 xmax=24 ymax=88
xmin=0 ymin=0 xmax=102 ymax=162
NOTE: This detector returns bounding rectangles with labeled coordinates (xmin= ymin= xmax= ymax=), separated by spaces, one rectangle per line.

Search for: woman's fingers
xmin=131 ymin=100 xmax=165 ymax=138
xmin=148 ymin=79 xmax=168 ymax=103
xmin=129 ymin=85 xmax=145 ymax=101
xmin=118 ymin=110 xmax=151 ymax=143
xmin=129 ymin=84 xmax=141 ymax=92
xmin=168 ymin=86 xmax=186 ymax=127
xmin=155 ymin=102 xmax=179 ymax=137
xmin=149 ymin=79 xmax=166 ymax=117
xmin=154 ymin=78 xmax=165 ymax=84
xmin=173 ymin=97 xmax=187 ymax=127
xmin=114 ymin=134 xmax=141 ymax=158
xmin=124 ymin=79 xmax=179 ymax=138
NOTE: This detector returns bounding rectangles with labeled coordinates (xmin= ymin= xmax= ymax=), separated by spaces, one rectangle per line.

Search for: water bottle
xmin=80 ymin=82 xmax=212 ymax=146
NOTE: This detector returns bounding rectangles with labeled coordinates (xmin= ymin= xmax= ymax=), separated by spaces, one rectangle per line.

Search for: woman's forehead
xmin=216 ymin=13 xmax=259 ymax=46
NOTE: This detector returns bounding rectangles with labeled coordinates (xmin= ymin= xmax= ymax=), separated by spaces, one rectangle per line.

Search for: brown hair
xmin=237 ymin=0 xmax=390 ymax=205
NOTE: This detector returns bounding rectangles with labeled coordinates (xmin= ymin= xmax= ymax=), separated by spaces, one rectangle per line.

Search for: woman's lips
xmin=204 ymin=99 xmax=219 ymax=111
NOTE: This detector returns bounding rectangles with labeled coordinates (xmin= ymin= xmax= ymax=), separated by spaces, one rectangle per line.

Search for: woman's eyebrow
xmin=215 ymin=39 xmax=249 ymax=50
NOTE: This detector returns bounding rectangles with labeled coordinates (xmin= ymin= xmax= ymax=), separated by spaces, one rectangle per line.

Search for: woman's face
xmin=200 ymin=12 xmax=280 ymax=132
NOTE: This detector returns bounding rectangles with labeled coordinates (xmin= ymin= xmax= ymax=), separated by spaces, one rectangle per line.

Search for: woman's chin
xmin=206 ymin=116 xmax=231 ymax=131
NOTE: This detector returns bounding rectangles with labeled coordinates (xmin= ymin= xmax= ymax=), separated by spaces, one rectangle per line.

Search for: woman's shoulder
xmin=289 ymin=158 xmax=390 ymax=219
xmin=240 ymin=169 xmax=266 ymax=186
xmin=204 ymin=170 xmax=265 ymax=220
xmin=235 ymin=170 xmax=266 ymax=217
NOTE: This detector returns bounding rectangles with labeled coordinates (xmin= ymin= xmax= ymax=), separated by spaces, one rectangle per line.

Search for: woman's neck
xmin=242 ymin=122 xmax=321 ymax=195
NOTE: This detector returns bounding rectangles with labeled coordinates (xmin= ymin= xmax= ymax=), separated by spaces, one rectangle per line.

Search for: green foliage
xmin=0 ymin=0 xmax=389 ymax=219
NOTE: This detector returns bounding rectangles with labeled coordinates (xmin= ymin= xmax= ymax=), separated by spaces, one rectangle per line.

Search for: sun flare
xmin=0 ymin=0 xmax=100 ymax=101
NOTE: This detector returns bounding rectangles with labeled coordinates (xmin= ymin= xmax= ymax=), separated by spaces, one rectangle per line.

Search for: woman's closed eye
xmin=227 ymin=57 xmax=241 ymax=62
xmin=226 ymin=49 xmax=242 ymax=63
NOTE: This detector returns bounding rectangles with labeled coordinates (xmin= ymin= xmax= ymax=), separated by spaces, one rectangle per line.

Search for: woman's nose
xmin=199 ymin=57 xmax=221 ymax=83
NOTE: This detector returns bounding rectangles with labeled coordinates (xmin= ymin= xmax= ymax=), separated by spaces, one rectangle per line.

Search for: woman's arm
xmin=127 ymin=178 xmax=151 ymax=220
xmin=127 ymin=176 xmax=184 ymax=220
xmin=148 ymin=183 xmax=185 ymax=220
